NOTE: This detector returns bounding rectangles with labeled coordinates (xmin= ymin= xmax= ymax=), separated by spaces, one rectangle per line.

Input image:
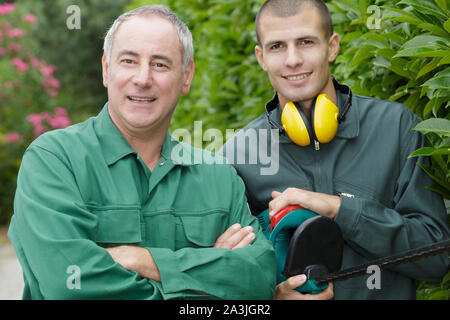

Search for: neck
xmin=280 ymin=76 xmax=337 ymax=122
xmin=108 ymin=110 xmax=167 ymax=171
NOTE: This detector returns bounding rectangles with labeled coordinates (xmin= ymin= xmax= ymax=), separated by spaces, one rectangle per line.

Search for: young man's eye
xmin=300 ymin=39 xmax=314 ymax=45
xmin=270 ymin=43 xmax=282 ymax=50
xmin=122 ymin=59 xmax=134 ymax=64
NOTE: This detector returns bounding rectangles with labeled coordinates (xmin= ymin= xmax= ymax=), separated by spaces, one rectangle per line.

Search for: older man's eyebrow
xmin=116 ymin=51 xmax=174 ymax=65
xmin=117 ymin=50 xmax=139 ymax=58
xmin=151 ymin=54 xmax=173 ymax=65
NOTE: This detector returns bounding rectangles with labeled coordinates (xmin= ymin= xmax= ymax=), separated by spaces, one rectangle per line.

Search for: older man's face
xmin=102 ymin=16 xmax=194 ymax=137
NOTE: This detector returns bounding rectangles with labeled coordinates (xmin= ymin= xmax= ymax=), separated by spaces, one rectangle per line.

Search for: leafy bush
xmin=0 ymin=2 xmax=71 ymax=225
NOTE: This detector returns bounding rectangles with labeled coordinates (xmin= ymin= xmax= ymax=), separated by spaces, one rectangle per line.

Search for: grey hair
xmin=103 ymin=5 xmax=194 ymax=71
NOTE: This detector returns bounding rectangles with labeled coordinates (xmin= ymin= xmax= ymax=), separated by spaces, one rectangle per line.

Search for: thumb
xmin=286 ymin=274 xmax=307 ymax=289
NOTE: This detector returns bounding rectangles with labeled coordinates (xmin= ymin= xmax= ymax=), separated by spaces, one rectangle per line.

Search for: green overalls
xmin=8 ymin=104 xmax=276 ymax=300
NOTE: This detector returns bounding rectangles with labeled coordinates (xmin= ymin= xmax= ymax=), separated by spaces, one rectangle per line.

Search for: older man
xmin=8 ymin=5 xmax=276 ymax=300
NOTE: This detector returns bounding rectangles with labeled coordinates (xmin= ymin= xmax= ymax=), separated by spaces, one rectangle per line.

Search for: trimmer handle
xmin=270 ymin=205 xmax=304 ymax=231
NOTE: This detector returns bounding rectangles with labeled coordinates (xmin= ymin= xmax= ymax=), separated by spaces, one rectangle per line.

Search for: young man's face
xmin=102 ymin=16 xmax=194 ymax=137
xmin=255 ymin=5 xmax=340 ymax=109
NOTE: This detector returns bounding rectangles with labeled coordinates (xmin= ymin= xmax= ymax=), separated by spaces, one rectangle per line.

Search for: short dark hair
xmin=255 ymin=0 xmax=333 ymax=45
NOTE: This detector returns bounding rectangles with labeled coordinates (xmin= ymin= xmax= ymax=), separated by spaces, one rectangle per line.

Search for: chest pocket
xmin=93 ymin=207 xmax=143 ymax=247
xmin=175 ymin=210 xmax=229 ymax=250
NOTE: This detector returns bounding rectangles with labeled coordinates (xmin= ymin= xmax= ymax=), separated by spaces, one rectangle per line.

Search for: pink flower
xmin=30 ymin=56 xmax=43 ymax=68
xmin=40 ymin=65 xmax=56 ymax=77
xmin=0 ymin=48 xmax=5 ymax=57
xmin=23 ymin=14 xmax=37 ymax=23
xmin=5 ymin=132 xmax=22 ymax=143
xmin=6 ymin=28 xmax=24 ymax=38
xmin=43 ymin=76 xmax=60 ymax=89
xmin=7 ymin=43 xmax=21 ymax=52
xmin=0 ymin=3 xmax=16 ymax=16
xmin=27 ymin=109 xmax=71 ymax=139
xmin=12 ymin=57 xmax=28 ymax=72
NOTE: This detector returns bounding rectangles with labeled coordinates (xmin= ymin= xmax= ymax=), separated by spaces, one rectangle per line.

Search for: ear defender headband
xmin=266 ymin=78 xmax=352 ymax=147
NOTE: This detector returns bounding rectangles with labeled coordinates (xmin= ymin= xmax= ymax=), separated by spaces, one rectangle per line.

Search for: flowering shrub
xmin=0 ymin=2 xmax=71 ymax=225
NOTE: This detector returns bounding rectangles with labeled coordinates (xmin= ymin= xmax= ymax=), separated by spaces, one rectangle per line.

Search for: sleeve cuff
xmin=146 ymin=247 xmax=189 ymax=299
xmin=334 ymin=194 xmax=362 ymax=238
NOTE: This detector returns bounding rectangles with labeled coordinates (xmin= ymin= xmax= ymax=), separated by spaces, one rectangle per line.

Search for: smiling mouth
xmin=127 ymin=96 xmax=157 ymax=103
xmin=283 ymin=73 xmax=311 ymax=81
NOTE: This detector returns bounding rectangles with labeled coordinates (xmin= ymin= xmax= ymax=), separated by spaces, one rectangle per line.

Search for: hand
xmin=106 ymin=245 xmax=161 ymax=282
xmin=269 ymin=188 xmax=341 ymax=219
xmin=274 ymin=275 xmax=334 ymax=300
xmin=213 ymin=223 xmax=255 ymax=250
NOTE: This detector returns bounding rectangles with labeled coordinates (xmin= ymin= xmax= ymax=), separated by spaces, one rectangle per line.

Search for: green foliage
xmin=410 ymin=118 xmax=450 ymax=199
xmin=328 ymin=0 xmax=449 ymax=120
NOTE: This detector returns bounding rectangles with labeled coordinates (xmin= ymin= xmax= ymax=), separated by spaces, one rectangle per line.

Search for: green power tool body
xmin=257 ymin=205 xmax=450 ymax=295
xmin=257 ymin=205 xmax=344 ymax=294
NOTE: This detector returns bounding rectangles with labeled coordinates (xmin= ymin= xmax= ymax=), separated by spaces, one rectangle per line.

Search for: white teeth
xmin=129 ymin=96 xmax=155 ymax=102
xmin=286 ymin=74 xmax=309 ymax=81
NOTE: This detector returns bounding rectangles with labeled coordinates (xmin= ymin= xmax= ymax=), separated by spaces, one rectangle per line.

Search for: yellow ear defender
xmin=281 ymin=94 xmax=339 ymax=147
xmin=266 ymin=78 xmax=353 ymax=148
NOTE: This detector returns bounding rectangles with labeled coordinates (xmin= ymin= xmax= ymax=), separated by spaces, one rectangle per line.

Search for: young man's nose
xmin=285 ymin=45 xmax=303 ymax=68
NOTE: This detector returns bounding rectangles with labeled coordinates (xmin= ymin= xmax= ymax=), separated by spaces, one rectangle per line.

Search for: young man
xmin=222 ymin=0 xmax=449 ymax=299
xmin=8 ymin=5 xmax=276 ymax=300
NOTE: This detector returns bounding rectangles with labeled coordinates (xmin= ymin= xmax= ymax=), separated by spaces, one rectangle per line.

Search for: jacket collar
xmin=94 ymin=103 xmax=198 ymax=166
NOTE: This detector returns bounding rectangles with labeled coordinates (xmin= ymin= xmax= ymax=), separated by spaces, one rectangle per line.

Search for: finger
xmin=271 ymin=190 xmax=282 ymax=198
xmin=232 ymin=231 xmax=255 ymax=249
xmin=214 ymin=223 xmax=241 ymax=247
xmin=218 ymin=226 xmax=253 ymax=249
xmin=278 ymin=274 xmax=307 ymax=292
xmin=268 ymin=197 xmax=291 ymax=218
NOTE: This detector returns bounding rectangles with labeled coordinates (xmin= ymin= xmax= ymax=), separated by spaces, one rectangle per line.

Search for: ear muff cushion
xmin=313 ymin=94 xmax=339 ymax=143
xmin=281 ymin=102 xmax=311 ymax=146
xmin=284 ymin=215 xmax=344 ymax=278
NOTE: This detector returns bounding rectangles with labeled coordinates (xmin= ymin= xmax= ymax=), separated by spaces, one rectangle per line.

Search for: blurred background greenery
xmin=0 ymin=0 xmax=448 ymax=299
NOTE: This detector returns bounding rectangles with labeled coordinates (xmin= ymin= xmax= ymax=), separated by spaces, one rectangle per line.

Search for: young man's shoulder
xmin=353 ymin=93 xmax=421 ymax=127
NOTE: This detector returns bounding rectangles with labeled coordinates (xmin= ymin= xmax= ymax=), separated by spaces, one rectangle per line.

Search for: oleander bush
xmin=0 ymin=2 xmax=71 ymax=225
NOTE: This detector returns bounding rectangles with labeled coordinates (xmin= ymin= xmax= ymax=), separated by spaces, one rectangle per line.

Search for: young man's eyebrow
xmin=264 ymin=35 xmax=321 ymax=49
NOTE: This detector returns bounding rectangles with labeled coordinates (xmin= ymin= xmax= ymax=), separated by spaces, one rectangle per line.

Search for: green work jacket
xmin=221 ymin=89 xmax=449 ymax=299
xmin=8 ymin=104 xmax=276 ymax=300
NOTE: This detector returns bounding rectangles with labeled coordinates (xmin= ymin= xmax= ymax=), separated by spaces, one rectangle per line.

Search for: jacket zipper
xmin=314 ymin=140 xmax=320 ymax=151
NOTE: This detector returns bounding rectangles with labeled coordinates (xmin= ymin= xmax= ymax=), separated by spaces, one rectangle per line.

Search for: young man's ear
xmin=328 ymin=33 xmax=340 ymax=63
xmin=101 ymin=54 xmax=109 ymax=88
xmin=255 ymin=45 xmax=267 ymax=71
